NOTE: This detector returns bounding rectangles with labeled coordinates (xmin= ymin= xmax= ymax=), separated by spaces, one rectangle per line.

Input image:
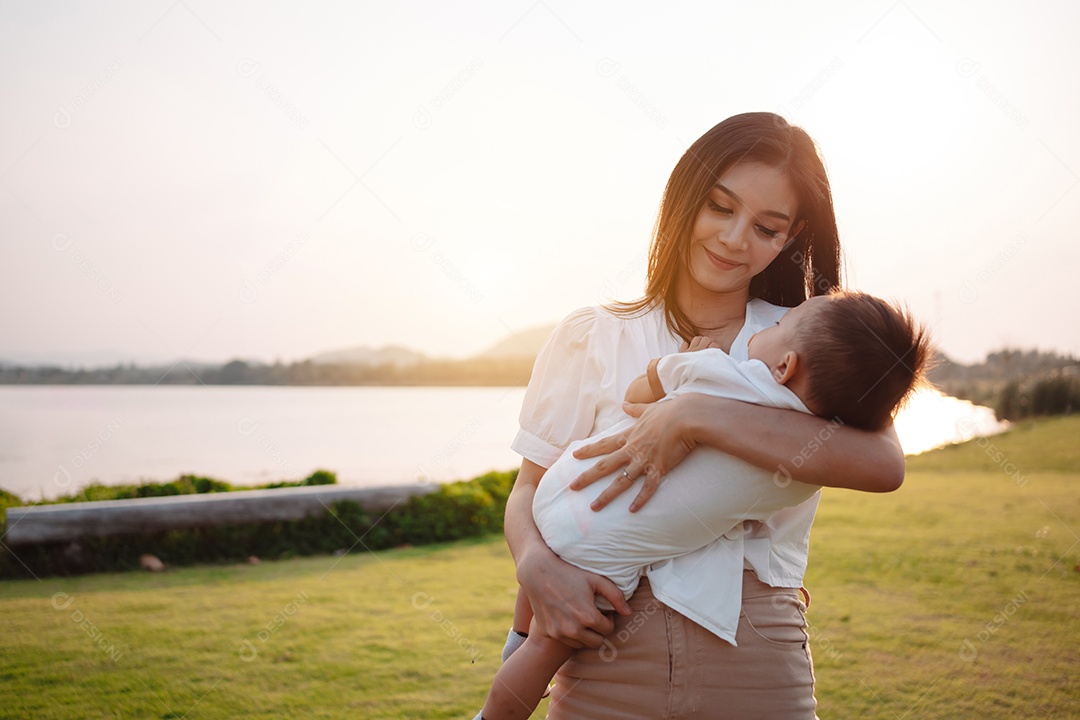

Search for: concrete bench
xmin=3 ymin=483 xmax=438 ymax=545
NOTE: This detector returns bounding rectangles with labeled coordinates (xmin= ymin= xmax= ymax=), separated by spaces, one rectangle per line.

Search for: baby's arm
xmin=623 ymin=337 xmax=720 ymax=405
xmin=624 ymin=359 xmax=664 ymax=404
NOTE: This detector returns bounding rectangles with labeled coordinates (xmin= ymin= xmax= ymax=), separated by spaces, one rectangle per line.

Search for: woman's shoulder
xmin=549 ymin=303 xmax=664 ymax=342
xmin=533 ymin=307 xmax=604 ymax=361
xmin=546 ymin=305 xmax=603 ymax=343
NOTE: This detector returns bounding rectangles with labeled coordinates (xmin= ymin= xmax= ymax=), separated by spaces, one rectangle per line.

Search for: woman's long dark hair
xmin=611 ymin=112 xmax=843 ymax=342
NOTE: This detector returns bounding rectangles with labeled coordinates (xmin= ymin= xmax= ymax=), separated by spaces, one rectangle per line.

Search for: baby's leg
xmin=481 ymin=622 xmax=575 ymax=720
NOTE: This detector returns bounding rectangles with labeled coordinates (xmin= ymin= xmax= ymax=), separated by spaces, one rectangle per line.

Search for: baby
xmin=478 ymin=290 xmax=930 ymax=720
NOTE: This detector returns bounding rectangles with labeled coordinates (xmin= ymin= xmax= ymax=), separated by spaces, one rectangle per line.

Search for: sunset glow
xmin=1 ymin=2 xmax=1076 ymax=367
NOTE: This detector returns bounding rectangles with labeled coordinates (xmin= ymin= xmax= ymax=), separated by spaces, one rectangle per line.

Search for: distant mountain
xmin=308 ymin=345 xmax=427 ymax=367
xmin=307 ymin=325 xmax=557 ymax=367
xmin=475 ymin=324 xmax=557 ymax=360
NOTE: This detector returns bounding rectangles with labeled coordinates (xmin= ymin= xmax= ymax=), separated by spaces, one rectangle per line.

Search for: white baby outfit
xmin=515 ymin=300 xmax=823 ymax=645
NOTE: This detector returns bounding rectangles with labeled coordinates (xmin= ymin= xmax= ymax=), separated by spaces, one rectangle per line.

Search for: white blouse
xmin=512 ymin=300 xmax=821 ymax=640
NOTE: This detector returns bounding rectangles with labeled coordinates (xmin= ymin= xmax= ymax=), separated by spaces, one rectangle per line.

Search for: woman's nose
xmin=718 ymin=217 xmax=751 ymax=251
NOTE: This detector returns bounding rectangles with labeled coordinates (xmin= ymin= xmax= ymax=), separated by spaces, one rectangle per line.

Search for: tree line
xmin=0 ymin=357 xmax=536 ymax=387
xmin=4 ymin=347 xmax=1078 ymax=421
xmin=928 ymin=348 xmax=1079 ymax=421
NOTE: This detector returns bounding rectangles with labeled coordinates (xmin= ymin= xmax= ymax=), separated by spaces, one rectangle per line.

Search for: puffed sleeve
xmin=512 ymin=307 xmax=605 ymax=468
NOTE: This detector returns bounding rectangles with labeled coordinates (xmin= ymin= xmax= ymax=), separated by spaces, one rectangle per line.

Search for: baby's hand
xmin=680 ymin=336 xmax=719 ymax=353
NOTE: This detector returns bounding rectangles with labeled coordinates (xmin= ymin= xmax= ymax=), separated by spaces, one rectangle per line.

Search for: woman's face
xmin=682 ymin=162 xmax=800 ymax=298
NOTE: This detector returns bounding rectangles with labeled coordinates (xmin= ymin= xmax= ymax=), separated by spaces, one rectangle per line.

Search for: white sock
xmin=501 ymin=627 xmax=528 ymax=663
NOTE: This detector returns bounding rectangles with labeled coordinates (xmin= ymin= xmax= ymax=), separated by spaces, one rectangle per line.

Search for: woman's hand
xmin=517 ymin=545 xmax=629 ymax=648
xmin=570 ymin=395 xmax=699 ymax=512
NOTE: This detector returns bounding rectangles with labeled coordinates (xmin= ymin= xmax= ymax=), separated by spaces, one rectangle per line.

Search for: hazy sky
xmin=2 ymin=1 xmax=1077 ymax=366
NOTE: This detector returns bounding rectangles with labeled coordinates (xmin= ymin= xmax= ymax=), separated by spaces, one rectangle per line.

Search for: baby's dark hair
xmin=797 ymin=291 xmax=930 ymax=431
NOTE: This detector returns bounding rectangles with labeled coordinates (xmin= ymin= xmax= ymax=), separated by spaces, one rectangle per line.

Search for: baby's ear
xmin=773 ymin=351 xmax=799 ymax=385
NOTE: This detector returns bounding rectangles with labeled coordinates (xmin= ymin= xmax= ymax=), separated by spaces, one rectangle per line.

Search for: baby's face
xmin=747 ymin=295 xmax=829 ymax=370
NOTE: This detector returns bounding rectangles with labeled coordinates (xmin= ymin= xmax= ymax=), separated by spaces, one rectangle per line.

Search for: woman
xmin=504 ymin=112 xmax=905 ymax=718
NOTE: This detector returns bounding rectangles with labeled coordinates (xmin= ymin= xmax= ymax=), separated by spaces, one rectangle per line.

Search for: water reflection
xmin=893 ymin=386 xmax=1009 ymax=456
xmin=0 ymin=385 xmax=1009 ymax=500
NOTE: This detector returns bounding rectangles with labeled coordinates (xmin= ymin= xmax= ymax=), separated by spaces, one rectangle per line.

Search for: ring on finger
xmin=620 ymin=469 xmax=633 ymax=481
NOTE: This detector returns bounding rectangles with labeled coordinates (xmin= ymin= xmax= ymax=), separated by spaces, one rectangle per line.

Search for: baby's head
xmin=748 ymin=291 xmax=930 ymax=430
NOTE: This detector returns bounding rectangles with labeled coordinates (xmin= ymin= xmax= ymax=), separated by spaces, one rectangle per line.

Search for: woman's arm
xmin=504 ymin=459 xmax=631 ymax=647
xmin=680 ymin=394 xmax=905 ymax=489
xmin=571 ymin=393 xmax=905 ymax=511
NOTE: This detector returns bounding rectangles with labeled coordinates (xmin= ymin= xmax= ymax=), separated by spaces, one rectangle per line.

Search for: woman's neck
xmin=674 ymin=282 xmax=750 ymax=351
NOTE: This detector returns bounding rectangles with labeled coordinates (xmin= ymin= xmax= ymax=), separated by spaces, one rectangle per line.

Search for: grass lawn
xmin=1 ymin=417 xmax=1078 ymax=718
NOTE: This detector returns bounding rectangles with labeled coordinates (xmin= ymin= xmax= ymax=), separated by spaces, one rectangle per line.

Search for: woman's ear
xmin=773 ymin=351 xmax=799 ymax=385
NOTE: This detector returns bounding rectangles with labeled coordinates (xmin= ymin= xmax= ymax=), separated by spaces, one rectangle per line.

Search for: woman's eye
xmin=707 ymin=200 xmax=732 ymax=215
xmin=755 ymin=225 xmax=781 ymax=240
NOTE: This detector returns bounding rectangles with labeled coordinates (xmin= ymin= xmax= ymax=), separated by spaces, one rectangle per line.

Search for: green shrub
xmin=262 ymin=469 xmax=338 ymax=489
xmin=996 ymin=374 xmax=1080 ymax=420
xmin=0 ymin=469 xmax=517 ymax=579
xmin=0 ymin=487 xmax=22 ymax=538
xmin=387 ymin=476 xmax=502 ymax=545
xmin=40 ymin=469 xmax=339 ymax=505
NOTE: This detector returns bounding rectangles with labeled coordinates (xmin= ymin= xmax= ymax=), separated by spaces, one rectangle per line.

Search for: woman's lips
xmin=704 ymin=247 xmax=741 ymax=270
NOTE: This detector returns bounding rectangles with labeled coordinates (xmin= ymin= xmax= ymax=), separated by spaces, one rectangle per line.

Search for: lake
xmin=0 ymin=385 xmax=1007 ymax=501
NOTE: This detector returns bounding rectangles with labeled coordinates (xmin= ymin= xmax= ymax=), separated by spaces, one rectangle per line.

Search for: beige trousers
xmin=547 ymin=572 xmax=817 ymax=719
